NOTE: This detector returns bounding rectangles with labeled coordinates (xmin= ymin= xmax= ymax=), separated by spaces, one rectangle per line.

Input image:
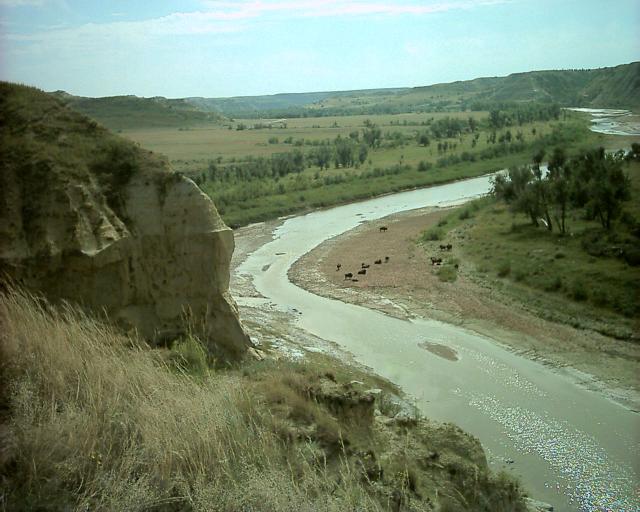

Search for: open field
xmin=122 ymin=111 xmax=489 ymax=162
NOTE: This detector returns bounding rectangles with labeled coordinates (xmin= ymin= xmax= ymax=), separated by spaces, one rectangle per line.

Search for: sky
xmin=0 ymin=0 xmax=638 ymax=98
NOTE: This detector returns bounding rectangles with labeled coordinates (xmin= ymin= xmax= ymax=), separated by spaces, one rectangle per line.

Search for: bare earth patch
xmin=288 ymin=207 xmax=640 ymax=409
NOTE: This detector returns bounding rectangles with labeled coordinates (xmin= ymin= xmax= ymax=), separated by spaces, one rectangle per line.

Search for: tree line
xmin=492 ymin=147 xmax=634 ymax=233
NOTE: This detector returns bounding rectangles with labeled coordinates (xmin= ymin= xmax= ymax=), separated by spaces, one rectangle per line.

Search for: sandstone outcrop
xmin=0 ymin=82 xmax=251 ymax=359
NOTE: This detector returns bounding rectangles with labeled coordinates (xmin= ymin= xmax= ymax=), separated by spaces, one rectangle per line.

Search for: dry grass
xmin=0 ymin=290 xmax=381 ymax=511
xmin=0 ymin=289 xmax=527 ymax=511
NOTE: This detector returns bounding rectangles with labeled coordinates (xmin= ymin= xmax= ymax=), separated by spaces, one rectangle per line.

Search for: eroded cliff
xmin=0 ymin=82 xmax=251 ymax=359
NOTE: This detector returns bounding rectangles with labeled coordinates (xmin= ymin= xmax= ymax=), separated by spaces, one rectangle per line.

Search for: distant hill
xmin=187 ymin=88 xmax=408 ymax=117
xmin=185 ymin=62 xmax=639 ymax=117
xmin=51 ymin=92 xmax=224 ymax=130
xmin=50 ymin=62 xmax=639 ymax=124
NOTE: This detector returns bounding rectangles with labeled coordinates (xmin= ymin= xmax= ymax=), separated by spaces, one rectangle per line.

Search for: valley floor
xmin=283 ymin=207 xmax=640 ymax=411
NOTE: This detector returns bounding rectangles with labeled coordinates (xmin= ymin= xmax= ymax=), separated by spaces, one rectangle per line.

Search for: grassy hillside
xmin=420 ymin=159 xmax=640 ymax=340
xmin=308 ymin=62 xmax=640 ymax=115
xmin=0 ymin=288 xmax=528 ymax=511
xmin=52 ymin=92 xmax=223 ymax=130
xmin=182 ymin=62 xmax=639 ymax=118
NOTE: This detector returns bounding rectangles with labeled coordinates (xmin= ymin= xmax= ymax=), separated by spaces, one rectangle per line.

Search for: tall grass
xmin=0 ymin=290 xmax=380 ymax=511
xmin=0 ymin=289 xmax=526 ymax=511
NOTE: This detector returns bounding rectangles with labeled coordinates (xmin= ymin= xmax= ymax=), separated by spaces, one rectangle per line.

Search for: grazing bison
xmin=446 ymin=244 xmax=452 ymax=251
xmin=384 ymin=256 xmax=390 ymax=263
xmin=351 ymin=278 xmax=359 ymax=282
xmin=379 ymin=226 xmax=388 ymax=232
xmin=358 ymin=269 xmax=367 ymax=275
xmin=430 ymin=257 xmax=443 ymax=265
xmin=344 ymin=272 xmax=354 ymax=280
xmin=336 ymin=263 xmax=342 ymax=271
xmin=374 ymin=259 xmax=382 ymax=264
xmin=439 ymin=244 xmax=447 ymax=251
xmin=361 ymin=263 xmax=370 ymax=269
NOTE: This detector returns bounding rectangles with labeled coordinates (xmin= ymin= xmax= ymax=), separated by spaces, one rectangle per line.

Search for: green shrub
xmin=437 ymin=265 xmax=458 ymax=282
xmin=513 ymin=269 xmax=527 ymax=282
xmin=170 ymin=336 xmax=209 ymax=377
xmin=571 ymin=280 xmax=588 ymax=301
xmin=497 ymin=261 xmax=511 ymax=277
xmin=422 ymin=228 xmax=443 ymax=241
xmin=458 ymin=209 xmax=473 ymax=220
xmin=544 ymin=276 xmax=563 ymax=292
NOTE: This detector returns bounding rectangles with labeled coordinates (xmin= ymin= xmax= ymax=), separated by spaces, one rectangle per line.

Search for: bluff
xmin=0 ymin=82 xmax=251 ymax=359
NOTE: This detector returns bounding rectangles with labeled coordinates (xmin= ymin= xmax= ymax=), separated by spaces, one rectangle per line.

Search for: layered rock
xmin=0 ymin=82 xmax=251 ymax=359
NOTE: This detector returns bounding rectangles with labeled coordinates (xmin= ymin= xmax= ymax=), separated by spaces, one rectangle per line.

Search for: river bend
xmin=236 ymin=174 xmax=639 ymax=512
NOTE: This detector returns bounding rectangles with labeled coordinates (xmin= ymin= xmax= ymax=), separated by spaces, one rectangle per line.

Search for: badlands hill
xmin=0 ymin=82 xmax=250 ymax=359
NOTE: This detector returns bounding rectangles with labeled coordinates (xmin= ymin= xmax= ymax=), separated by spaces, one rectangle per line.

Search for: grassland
xmin=421 ymin=161 xmax=640 ymax=340
xmin=0 ymin=289 xmax=527 ymax=511
xmin=122 ymin=110 xmax=605 ymax=227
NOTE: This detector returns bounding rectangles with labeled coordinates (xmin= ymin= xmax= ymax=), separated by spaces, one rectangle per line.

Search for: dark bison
xmin=430 ymin=256 xmax=442 ymax=265
xmin=374 ymin=259 xmax=382 ymax=265
xmin=358 ymin=269 xmax=367 ymax=275
xmin=361 ymin=263 xmax=370 ymax=269
xmin=336 ymin=263 xmax=341 ymax=271
xmin=379 ymin=226 xmax=388 ymax=232
xmin=384 ymin=256 xmax=390 ymax=262
xmin=344 ymin=272 xmax=353 ymax=280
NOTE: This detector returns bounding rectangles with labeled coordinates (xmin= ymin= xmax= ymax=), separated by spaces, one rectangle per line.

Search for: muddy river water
xmin=236 ymin=174 xmax=639 ymax=511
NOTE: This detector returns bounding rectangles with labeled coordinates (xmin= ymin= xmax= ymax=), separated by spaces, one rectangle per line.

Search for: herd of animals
xmin=335 ymin=225 xmax=455 ymax=283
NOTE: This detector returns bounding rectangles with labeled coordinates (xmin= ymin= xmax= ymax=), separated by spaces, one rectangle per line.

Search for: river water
xmin=236 ymin=175 xmax=639 ymax=512
xmin=567 ymin=108 xmax=640 ymax=136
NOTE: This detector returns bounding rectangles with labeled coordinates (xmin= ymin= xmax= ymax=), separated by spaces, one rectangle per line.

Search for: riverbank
xmin=287 ymin=206 xmax=640 ymax=410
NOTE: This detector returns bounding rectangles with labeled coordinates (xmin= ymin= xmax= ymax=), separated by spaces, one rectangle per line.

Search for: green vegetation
xmin=123 ymin=107 xmax=600 ymax=227
xmin=420 ymin=157 xmax=640 ymax=339
xmin=185 ymin=62 xmax=639 ymax=118
xmin=52 ymin=91 xmax=223 ymax=130
xmin=0 ymin=289 xmax=527 ymax=511
xmin=0 ymin=82 xmax=162 ymax=220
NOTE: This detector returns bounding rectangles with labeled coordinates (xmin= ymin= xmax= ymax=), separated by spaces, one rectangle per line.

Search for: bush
xmin=422 ymin=228 xmax=444 ymax=241
xmin=497 ymin=261 xmax=511 ymax=277
xmin=437 ymin=265 xmax=458 ymax=282
xmin=513 ymin=269 xmax=527 ymax=282
xmin=458 ymin=209 xmax=473 ymax=220
xmin=544 ymin=276 xmax=563 ymax=292
xmin=170 ymin=335 xmax=209 ymax=377
xmin=571 ymin=280 xmax=588 ymax=301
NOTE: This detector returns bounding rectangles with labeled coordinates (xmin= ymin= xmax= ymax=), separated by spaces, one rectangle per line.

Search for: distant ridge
xmin=187 ymin=61 xmax=640 ymax=117
xmin=51 ymin=62 xmax=639 ymax=123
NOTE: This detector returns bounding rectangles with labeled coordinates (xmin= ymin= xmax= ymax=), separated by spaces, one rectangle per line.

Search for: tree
xmin=541 ymin=147 xmax=568 ymax=233
xmin=362 ymin=124 xmax=382 ymax=148
xmin=586 ymin=152 xmax=630 ymax=230
xmin=417 ymin=132 xmax=430 ymax=147
xmin=358 ymin=144 xmax=368 ymax=165
xmin=492 ymin=165 xmax=541 ymax=227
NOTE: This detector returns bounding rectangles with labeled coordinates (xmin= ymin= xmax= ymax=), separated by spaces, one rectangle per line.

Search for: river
xmin=567 ymin=108 xmax=640 ymax=136
xmin=236 ymin=174 xmax=639 ymax=512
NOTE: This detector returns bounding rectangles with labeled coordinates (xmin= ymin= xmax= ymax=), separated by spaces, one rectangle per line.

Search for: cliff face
xmin=0 ymin=82 xmax=251 ymax=359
